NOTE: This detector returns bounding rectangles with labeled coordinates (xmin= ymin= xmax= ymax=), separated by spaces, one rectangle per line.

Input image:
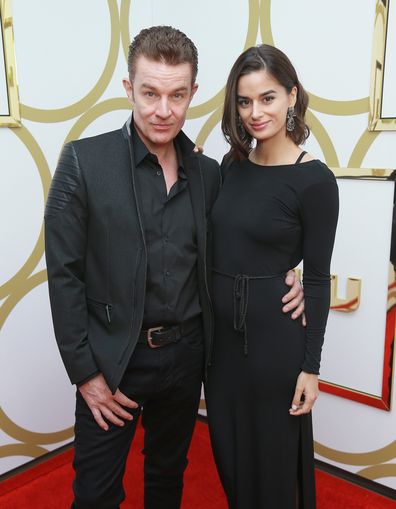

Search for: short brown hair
xmin=128 ymin=26 xmax=198 ymax=84
xmin=222 ymin=44 xmax=310 ymax=161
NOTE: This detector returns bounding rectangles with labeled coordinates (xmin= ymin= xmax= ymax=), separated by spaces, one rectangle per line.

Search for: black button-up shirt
xmin=131 ymin=120 xmax=201 ymax=326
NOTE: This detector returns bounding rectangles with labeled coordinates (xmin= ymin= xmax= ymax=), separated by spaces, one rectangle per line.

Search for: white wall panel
xmin=1 ymin=0 xmax=396 ymax=492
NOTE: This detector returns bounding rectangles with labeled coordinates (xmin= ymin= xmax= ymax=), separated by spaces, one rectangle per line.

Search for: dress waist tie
xmin=213 ymin=269 xmax=286 ymax=355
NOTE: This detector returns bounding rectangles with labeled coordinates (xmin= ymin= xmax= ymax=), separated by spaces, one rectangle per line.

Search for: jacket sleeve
xmin=45 ymin=142 xmax=98 ymax=385
xmin=300 ymin=175 xmax=339 ymax=375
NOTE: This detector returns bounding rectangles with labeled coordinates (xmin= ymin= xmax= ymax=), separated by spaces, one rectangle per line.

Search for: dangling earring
xmin=286 ymin=107 xmax=296 ymax=132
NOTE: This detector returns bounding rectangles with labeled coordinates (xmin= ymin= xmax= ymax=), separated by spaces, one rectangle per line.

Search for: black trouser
xmin=71 ymin=320 xmax=204 ymax=509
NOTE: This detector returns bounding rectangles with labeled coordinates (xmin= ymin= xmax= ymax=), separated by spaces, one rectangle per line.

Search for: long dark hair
xmin=222 ymin=44 xmax=310 ymax=161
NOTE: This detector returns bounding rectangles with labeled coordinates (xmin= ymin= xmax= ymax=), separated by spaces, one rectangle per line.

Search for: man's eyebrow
xmin=141 ymin=83 xmax=156 ymax=89
xmin=140 ymin=83 xmax=189 ymax=93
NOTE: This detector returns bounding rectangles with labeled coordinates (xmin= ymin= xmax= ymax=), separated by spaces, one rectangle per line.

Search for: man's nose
xmin=156 ymin=98 xmax=171 ymax=118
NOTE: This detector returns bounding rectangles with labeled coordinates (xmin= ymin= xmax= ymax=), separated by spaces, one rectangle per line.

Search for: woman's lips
xmin=250 ymin=120 xmax=271 ymax=130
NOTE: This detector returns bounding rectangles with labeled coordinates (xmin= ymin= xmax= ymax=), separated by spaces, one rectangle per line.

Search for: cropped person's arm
xmin=45 ymin=142 xmax=98 ymax=385
xmin=45 ymin=144 xmax=138 ymax=430
xmin=290 ymin=173 xmax=339 ymax=415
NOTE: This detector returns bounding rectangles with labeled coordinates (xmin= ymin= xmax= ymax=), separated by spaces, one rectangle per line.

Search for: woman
xmin=205 ymin=44 xmax=339 ymax=508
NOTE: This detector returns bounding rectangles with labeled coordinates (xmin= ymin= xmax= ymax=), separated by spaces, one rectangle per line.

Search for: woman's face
xmin=236 ymin=69 xmax=297 ymax=144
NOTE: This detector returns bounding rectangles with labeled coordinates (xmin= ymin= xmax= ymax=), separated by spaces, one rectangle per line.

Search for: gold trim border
xmin=330 ymin=167 xmax=395 ymax=179
xmin=321 ymin=170 xmax=396 ymax=412
xmin=369 ymin=0 xmax=396 ymax=131
xmin=0 ymin=0 xmax=20 ymax=126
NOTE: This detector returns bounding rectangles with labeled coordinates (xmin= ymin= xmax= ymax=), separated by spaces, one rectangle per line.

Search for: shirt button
xmin=165 ymin=270 xmax=170 ymax=276
xmin=156 ymin=170 xmax=162 ymax=176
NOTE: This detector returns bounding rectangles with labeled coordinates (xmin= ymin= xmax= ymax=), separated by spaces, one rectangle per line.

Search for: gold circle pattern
xmin=0 ymin=444 xmax=49 ymax=460
xmin=357 ymin=463 xmax=396 ymax=481
xmin=0 ymin=407 xmax=73 ymax=446
xmin=314 ymin=440 xmax=396 ymax=466
xmin=64 ymin=98 xmax=131 ymax=144
xmin=0 ymin=123 xmax=51 ymax=298
xmin=1 ymin=0 xmax=395 ymax=482
xmin=260 ymin=0 xmax=370 ymax=117
xmin=20 ymin=0 xmax=120 ymax=123
xmin=120 ymin=0 xmax=260 ymax=121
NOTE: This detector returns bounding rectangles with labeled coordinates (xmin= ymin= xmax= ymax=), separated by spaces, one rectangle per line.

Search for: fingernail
xmin=292 ymin=404 xmax=298 ymax=410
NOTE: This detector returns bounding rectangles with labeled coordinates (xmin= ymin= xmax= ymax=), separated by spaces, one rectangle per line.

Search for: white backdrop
xmin=1 ymin=0 xmax=396 ymax=492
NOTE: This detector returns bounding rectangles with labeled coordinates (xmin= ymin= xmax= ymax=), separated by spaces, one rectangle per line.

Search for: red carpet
xmin=0 ymin=421 xmax=394 ymax=508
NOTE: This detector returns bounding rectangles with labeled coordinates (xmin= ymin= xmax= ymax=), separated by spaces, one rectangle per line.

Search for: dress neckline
xmin=245 ymin=158 xmax=319 ymax=169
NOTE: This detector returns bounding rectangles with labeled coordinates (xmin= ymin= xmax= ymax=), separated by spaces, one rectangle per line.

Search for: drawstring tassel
xmin=233 ymin=274 xmax=249 ymax=356
xmin=243 ymin=331 xmax=248 ymax=355
xmin=213 ymin=268 xmax=285 ymax=357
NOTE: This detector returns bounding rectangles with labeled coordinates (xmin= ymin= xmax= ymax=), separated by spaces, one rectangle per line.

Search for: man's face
xmin=123 ymin=55 xmax=198 ymax=151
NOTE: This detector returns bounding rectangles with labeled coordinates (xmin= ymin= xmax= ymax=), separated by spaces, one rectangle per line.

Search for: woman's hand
xmin=289 ymin=371 xmax=319 ymax=416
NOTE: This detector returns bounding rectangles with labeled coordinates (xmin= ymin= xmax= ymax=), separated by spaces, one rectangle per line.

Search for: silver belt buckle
xmin=147 ymin=326 xmax=164 ymax=348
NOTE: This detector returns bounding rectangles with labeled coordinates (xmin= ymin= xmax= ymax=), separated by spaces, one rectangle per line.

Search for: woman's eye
xmin=237 ymin=99 xmax=249 ymax=107
xmin=264 ymin=96 xmax=275 ymax=103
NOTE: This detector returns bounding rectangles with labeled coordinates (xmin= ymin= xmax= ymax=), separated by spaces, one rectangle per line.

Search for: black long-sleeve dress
xmin=205 ymin=155 xmax=339 ymax=509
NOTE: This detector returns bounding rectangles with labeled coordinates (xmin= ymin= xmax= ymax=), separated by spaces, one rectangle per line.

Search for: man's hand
xmin=79 ymin=373 xmax=139 ymax=431
xmin=282 ymin=270 xmax=306 ymax=325
xmin=289 ymin=371 xmax=319 ymax=416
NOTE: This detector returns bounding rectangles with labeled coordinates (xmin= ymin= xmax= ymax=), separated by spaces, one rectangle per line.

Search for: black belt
xmin=137 ymin=315 xmax=201 ymax=348
xmin=213 ymin=269 xmax=285 ymax=355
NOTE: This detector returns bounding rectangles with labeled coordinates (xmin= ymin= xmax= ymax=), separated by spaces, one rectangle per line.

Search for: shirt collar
xmin=130 ymin=115 xmax=187 ymax=173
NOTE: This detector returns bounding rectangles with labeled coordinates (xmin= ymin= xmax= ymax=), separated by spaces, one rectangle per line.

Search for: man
xmin=45 ymin=26 xmax=304 ymax=509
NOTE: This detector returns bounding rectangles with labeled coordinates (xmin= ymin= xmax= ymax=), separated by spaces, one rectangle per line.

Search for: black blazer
xmin=44 ymin=119 xmax=221 ymax=393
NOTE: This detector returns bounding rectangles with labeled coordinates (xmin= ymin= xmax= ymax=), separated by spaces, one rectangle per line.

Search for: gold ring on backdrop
xmin=314 ymin=440 xmax=396 ymax=466
xmin=356 ymin=463 xmax=396 ymax=481
xmin=260 ymin=0 xmax=275 ymax=45
xmin=19 ymin=0 xmax=120 ymax=123
xmin=309 ymin=95 xmax=369 ymax=116
xmin=1 ymin=0 xmax=395 ymax=481
xmin=0 ymin=444 xmax=49 ymax=460
xmin=0 ymin=271 xmax=47 ymax=330
xmin=305 ymin=110 xmax=339 ymax=167
xmin=120 ymin=0 xmax=260 ymax=121
xmin=188 ymin=0 xmax=260 ymax=119
xmin=195 ymin=106 xmax=223 ymax=147
xmin=0 ymin=226 xmax=44 ymax=301
xmin=0 ymin=276 xmax=74 ymax=459
xmin=348 ymin=128 xmax=381 ymax=167
xmin=120 ymin=0 xmax=132 ymax=63
xmin=0 ymin=124 xmax=51 ymax=298
xmin=0 ymin=407 xmax=73 ymax=447
xmin=262 ymin=0 xmax=369 ymax=117
xmin=64 ymin=97 xmax=131 ymax=143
